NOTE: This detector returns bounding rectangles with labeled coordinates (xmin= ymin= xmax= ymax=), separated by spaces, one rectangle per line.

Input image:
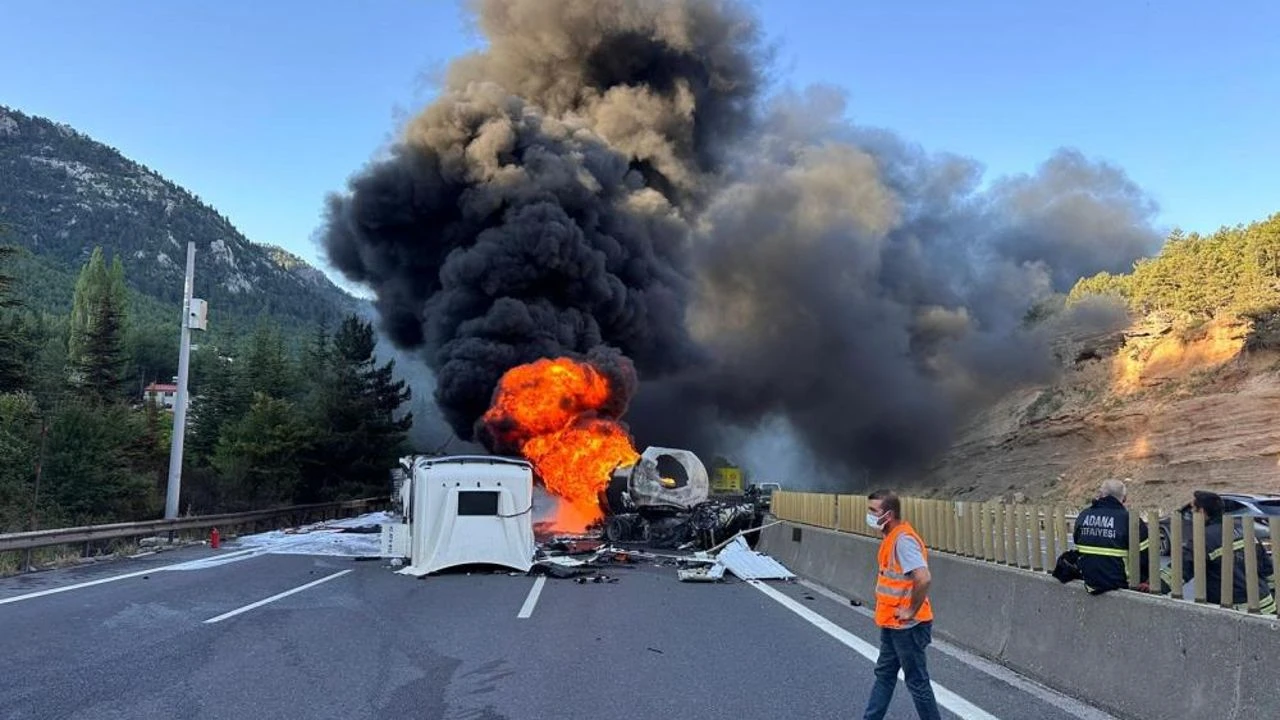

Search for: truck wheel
xmin=604 ymin=515 xmax=631 ymax=543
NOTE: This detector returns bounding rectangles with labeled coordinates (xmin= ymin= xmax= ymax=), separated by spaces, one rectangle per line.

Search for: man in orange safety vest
xmin=862 ymin=489 xmax=941 ymax=720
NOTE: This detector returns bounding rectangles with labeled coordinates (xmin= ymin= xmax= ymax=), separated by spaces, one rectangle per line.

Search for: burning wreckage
xmin=382 ymin=451 xmax=791 ymax=583
xmin=595 ymin=447 xmax=763 ymax=550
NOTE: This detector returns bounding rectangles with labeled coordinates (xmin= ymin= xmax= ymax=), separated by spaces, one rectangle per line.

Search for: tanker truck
xmin=597 ymin=446 xmax=764 ymax=549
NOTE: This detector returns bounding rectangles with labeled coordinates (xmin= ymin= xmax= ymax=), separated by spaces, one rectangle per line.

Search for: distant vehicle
xmin=1157 ymin=492 xmax=1280 ymax=556
xmin=746 ymin=482 xmax=782 ymax=510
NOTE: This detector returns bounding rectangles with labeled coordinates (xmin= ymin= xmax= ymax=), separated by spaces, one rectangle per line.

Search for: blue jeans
xmin=863 ymin=621 xmax=941 ymax=720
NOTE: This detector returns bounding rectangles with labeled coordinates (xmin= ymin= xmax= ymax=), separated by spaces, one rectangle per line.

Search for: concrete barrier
xmin=760 ymin=521 xmax=1280 ymax=720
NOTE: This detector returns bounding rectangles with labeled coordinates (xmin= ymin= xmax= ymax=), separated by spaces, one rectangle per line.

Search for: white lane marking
xmin=517 ymin=576 xmax=546 ymax=619
xmin=747 ymin=579 xmax=1000 ymax=720
xmin=203 ymin=569 xmax=352 ymax=624
xmin=0 ymin=549 xmax=260 ymax=606
xmin=797 ymin=579 xmax=1118 ymax=720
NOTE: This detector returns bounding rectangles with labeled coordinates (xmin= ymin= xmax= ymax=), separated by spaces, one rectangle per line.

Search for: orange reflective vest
xmin=874 ymin=521 xmax=934 ymax=629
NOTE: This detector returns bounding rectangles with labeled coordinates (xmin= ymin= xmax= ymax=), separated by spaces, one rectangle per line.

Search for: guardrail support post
xmin=1243 ymin=518 xmax=1260 ymax=613
xmin=1127 ymin=508 xmax=1141 ymax=589
xmin=1146 ymin=508 xmax=1161 ymax=593
xmin=1193 ymin=509 xmax=1207 ymax=603
xmin=1219 ymin=517 xmax=1235 ymax=609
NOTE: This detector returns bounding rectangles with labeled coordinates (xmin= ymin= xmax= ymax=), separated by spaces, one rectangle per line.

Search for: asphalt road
xmin=0 ymin=544 xmax=1117 ymax=720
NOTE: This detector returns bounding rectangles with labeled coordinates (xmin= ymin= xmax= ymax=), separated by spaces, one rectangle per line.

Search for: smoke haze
xmin=321 ymin=0 xmax=1161 ymax=486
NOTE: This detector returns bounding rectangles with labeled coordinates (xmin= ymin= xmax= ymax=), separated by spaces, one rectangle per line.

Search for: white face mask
xmin=866 ymin=511 xmax=886 ymax=529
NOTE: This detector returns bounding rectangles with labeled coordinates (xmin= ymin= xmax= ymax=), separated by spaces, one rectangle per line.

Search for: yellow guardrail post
xmin=993 ymin=504 xmax=1006 ymax=564
xmin=1005 ymin=504 xmax=1017 ymax=566
xmin=1243 ymin=518 xmax=1260 ymax=613
xmin=1219 ymin=517 xmax=1235 ymax=610
xmin=945 ymin=500 xmax=952 ymax=551
xmin=1147 ymin=508 xmax=1160 ymax=594
xmin=1169 ymin=507 xmax=1183 ymax=598
xmin=1128 ymin=508 xmax=1141 ymax=589
xmin=969 ymin=502 xmax=979 ymax=557
xmin=981 ymin=503 xmax=993 ymax=561
xmin=1030 ymin=505 xmax=1044 ymax=572
xmin=1011 ymin=504 xmax=1023 ymax=567
xmin=1193 ymin=509 xmax=1207 ymax=603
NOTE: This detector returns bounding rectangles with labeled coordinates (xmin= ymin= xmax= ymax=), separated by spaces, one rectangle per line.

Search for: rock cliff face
xmin=923 ymin=315 xmax=1280 ymax=508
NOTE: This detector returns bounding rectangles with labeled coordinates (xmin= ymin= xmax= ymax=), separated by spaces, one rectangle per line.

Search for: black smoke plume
xmin=622 ymin=88 xmax=1158 ymax=477
xmin=322 ymin=0 xmax=759 ymax=439
xmin=321 ymin=1 xmax=1160 ymax=482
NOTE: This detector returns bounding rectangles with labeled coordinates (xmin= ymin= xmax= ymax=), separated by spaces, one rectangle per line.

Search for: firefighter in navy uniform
xmin=1160 ymin=491 xmax=1277 ymax=613
xmin=1073 ymin=479 xmax=1150 ymax=594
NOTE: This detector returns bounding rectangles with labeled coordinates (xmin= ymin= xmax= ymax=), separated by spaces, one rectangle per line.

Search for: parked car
xmin=1157 ymin=492 xmax=1280 ymax=556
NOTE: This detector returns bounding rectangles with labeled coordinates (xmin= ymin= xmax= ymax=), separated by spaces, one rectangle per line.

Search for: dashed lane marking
xmin=203 ymin=569 xmax=353 ymax=624
xmin=517 ymin=576 xmax=546 ymax=619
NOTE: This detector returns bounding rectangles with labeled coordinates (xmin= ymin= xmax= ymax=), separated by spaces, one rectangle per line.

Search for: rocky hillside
xmin=922 ymin=313 xmax=1280 ymax=509
xmin=0 ymin=105 xmax=353 ymax=333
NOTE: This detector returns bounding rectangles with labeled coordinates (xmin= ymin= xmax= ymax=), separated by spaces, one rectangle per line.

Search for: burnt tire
xmin=604 ymin=515 xmax=633 ymax=543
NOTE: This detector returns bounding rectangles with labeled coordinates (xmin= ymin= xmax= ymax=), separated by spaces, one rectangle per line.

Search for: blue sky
xmin=4 ymin=1 xmax=1278 ymax=288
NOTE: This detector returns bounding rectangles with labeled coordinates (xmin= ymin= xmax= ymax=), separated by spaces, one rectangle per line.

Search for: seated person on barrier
xmin=1159 ymin=491 xmax=1276 ymax=613
xmin=1073 ymin=479 xmax=1150 ymax=594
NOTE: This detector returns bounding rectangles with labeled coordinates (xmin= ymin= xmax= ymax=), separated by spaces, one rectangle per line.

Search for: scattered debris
xmin=530 ymin=542 xmax=645 ymax=582
xmin=677 ymin=565 xmax=725 ymax=582
xmin=714 ymin=536 xmax=796 ymax=581
xmin=337 ymin=524 xmax=381 ymax=534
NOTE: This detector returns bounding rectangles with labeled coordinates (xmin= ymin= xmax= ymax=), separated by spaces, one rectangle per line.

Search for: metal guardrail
xmin=0 ymin=497 xmax=389 ymax=554
xmin=773 ymin=490 xmax=1277 ymax=617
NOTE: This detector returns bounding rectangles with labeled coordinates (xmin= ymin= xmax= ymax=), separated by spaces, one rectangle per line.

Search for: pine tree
xmin=42 ymin=400 xmax=157 ymax=524
xmin=76 ymin=287 xmax=125 ymax=403
xmin=67 ymin=248 xmax=129 ymax=401
xmin=0 ymin=391 xmax=41 ymax=532
xmin=213 ymin=392 xmax=311 ymax=508
xmin=299 ymin=315 xmax=410 ymax=501
xmin=238 ymin=320 xmax=295 ymax=401
xmin=0 ymin=244 xmax=28 ymax=393
xmin=0 ymin=245 xmax=18 ymax=311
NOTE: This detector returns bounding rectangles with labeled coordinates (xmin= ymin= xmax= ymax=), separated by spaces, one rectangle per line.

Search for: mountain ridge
xmin=0 ymin=105 xmax=354 ymax=335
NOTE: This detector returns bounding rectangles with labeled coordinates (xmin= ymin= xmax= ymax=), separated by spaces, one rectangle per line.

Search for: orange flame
xmin=481 ymin=357 xmax=639 ymax=532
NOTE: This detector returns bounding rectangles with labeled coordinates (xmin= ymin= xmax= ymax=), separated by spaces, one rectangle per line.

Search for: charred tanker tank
xmin=598 ymin=447 xmax=763 ymax=549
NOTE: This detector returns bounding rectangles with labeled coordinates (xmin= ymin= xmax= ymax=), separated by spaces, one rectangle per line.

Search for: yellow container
xmin=712 ymin=465 xmax=744 ymax=494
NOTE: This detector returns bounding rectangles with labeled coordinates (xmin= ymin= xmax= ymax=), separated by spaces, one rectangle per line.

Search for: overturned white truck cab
xmin=382 ymin=455 xmax=536 ymax=576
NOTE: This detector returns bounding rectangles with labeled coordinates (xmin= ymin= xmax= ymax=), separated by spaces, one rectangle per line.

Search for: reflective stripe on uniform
xmin=1207 ymin=539 xmax=1248 ymax=561
xmin=875 ymin=583 xmax=912 ymax=598
xmin=1077 ymin=545 xmax=1128 ymax=558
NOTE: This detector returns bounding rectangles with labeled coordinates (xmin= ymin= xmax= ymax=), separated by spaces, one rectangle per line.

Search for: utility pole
xmin=164 ymin=242 xmax=206 ymax=519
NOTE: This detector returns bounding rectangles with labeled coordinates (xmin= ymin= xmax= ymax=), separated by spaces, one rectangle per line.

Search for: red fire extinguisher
xmin=210 ymin=527 xmax=220 ymax=549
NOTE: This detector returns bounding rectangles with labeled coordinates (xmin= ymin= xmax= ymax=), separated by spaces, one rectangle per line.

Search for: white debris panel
xmin=675 ymin=536 xmax=795 ymax=582
xmin=716 ymin=536 xmax=794 ymax=580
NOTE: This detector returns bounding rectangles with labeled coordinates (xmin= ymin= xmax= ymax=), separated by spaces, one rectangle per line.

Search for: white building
xmin=143 ymin=382 xmax=178 ymax=410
